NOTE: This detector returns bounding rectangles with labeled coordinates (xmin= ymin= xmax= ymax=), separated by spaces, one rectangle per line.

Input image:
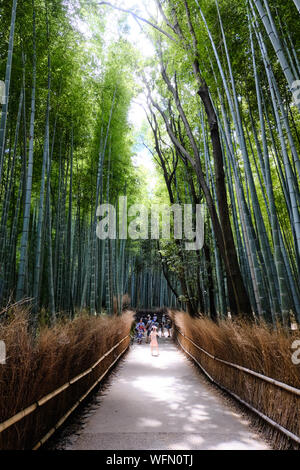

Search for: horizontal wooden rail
xmin=176 ymin=329 xmax=300 ymax=397
xmin=177 ymin=337 xmax=300 ymax=445
xmin=33 ymin=341 xmax=130 ymax=450
xmin=0 ymin=334 xmax=130 ymax=435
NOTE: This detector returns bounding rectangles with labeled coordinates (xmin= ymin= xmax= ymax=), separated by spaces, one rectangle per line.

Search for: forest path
xmin=63 ymin=336 xmax=269 ymax=450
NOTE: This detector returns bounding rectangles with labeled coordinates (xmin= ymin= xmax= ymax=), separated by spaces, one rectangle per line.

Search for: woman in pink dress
xmin=150 ymin=326 xmax=159 ymax=356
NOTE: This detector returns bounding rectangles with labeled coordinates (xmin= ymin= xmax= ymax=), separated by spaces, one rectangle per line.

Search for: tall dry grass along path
xmin=56 ymin=336 xmax=269 ymax=450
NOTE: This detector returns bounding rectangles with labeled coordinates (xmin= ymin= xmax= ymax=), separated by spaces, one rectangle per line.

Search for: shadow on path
xmin=51 ymin=336 xmax=269 ymax=450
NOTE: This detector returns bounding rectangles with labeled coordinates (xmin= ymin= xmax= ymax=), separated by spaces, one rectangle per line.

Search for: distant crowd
xmin=134 ymin=313 xmax=172 ymax=356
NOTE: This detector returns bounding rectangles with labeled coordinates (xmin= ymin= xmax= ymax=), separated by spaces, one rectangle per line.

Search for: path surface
xmin=64 ymin=336 xmax=269 ymax=450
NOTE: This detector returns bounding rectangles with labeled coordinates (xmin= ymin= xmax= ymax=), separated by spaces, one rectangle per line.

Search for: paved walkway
xmin=64 ymin=336 xmax=269 ymax=450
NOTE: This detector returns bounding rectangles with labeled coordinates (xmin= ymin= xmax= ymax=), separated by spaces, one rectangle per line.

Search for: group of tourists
xmin=134 ymin=313 xmax=172 ymax=356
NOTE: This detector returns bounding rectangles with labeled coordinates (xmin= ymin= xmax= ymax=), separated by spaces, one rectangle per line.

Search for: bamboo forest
xmin=0 ymin=0 xmax=300 ymax=453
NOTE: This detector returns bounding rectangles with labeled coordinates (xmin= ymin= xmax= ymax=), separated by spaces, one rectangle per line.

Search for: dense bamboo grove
xmin=0 ymin=0 xmax=167 ymax=323
xmin=0 ymin=0 xmax=299 ymax=328
xmin=140 ymin=0 xmax=300 ymax=326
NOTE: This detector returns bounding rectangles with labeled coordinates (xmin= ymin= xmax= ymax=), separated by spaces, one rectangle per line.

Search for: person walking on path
xmin=150 ymin=326 xmax=159 ymax=356
xmin=146 ymin=316 xmax=153 ymax=343
xmin=165 ymin=319 xmax=172 ymax=338
xmin=159 ymin=313 xmax=166 ymax=337
xmin=160 ymin=321 xmax=164 ymax=338
xmin=136 ymin=318 xmax=146 ymax=344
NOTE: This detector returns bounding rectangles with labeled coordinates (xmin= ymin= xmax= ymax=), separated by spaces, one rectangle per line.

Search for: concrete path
xmin=64 ymin=336 xmax=269 ymax=450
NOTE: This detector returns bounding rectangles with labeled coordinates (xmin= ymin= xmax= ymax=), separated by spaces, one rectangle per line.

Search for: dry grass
xmin=169 ymin=310 xmax=300 ymax=450
xmin=121 ymin=294 xmax=131 ymax=311
xmin=112 ymin=294 xmax=132 ymax=314
xmin=0 ymin=306 xmax=134 ymax=450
